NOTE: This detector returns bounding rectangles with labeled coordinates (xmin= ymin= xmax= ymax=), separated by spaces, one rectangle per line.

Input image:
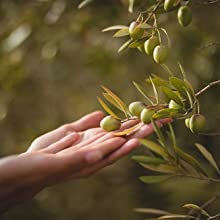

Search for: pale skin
xmin=0 ymin=111 xmax=171 ymax=213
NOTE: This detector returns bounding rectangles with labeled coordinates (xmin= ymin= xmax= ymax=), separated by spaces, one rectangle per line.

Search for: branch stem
xmin=195 ymin=80 xmax=220 ymax=97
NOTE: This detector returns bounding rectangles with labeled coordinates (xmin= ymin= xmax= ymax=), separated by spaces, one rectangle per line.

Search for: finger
xmin=70 ymin=111 xmax=105 ymax=132
xmin=72 ymin=139 xmax=139 ymax=178
xmin=83 ymin=137 xmax=126 ymax=164
xmin=41 ymin=132 xmax=80 ymax=154
xmin=59 ymin=132 xmax=106 ymax=154
xmin=56 ymin=137 xmax=126 ymax=176
xmin=118 ymin=119 xmax=140 ymax=131
xmin=128 ymin=118 xmax=172 ymax=139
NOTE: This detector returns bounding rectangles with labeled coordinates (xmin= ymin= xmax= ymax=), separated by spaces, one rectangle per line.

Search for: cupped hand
xmin=26 ymin=111 xmax=172 ymax=184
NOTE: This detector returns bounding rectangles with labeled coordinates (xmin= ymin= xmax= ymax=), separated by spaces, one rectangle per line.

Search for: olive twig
xmin=197 ymin=42 xmax=220 ymax=51
xmin=143 ymin=0 xmax=163 ymax=23
xmin=174 ymin=174 xmax=220 ymax=183
xmin=195 ymin=0 xmax=219 ymax=5
xmin=195 ymin=80 xmax=220 ymax=97
xmin=198 ymin=132 xmax=220 ymax=136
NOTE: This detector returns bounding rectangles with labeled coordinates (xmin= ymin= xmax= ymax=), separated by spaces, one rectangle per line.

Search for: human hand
xmin=27 ymin=111 xmax=172 ymax=181
xmin=0 ymin=111 xmax=171 ymax=212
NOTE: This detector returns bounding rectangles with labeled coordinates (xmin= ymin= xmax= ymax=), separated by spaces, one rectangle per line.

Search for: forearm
xmin=0 ymin=154 xmax=47 ymax=213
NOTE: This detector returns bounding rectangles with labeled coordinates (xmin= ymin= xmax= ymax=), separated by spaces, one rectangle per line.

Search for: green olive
xmin=185 ymin=118 xmax=190 ymax=128
xmin=164 ymin=0 xmax=179 ymax=11
xmin=189 ymin=114 xmax=206 ymax=133
xmin=144 ymin=36 xmax=160 ymax=55
xmin=129 ymin=21 xmax=144 ymax=40
xmin=129 ymin=101 xmax=146 ymax=117
xmin=168 ymin=100 xmax=182 ymax=110
xmin=140 ymin=108 xmax=156 ymax=124
xmin=153 ymin=45 xmax=169 ymax=64
xmin=177 ymin=6 xmax=192 ymax=27
xmin=100 ymin=115 xmax=121 ymax=132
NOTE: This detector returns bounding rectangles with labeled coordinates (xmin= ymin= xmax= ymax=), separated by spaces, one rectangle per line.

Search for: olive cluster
xmin=100 ymin=100 xmax=206 ymax=134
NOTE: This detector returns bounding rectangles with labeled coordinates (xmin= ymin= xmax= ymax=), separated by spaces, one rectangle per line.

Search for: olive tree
xmin=79 ymin=0 xmax=220 ymax=219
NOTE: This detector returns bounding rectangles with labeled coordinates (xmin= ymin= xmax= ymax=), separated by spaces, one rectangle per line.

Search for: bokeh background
xmin=1 ymin=0 xmax=220 ymax=219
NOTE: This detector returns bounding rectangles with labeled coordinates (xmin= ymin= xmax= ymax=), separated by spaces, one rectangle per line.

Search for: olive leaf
xmin=183 ymin=204 xmax=210 ymax=217
xmin=97 ymin=97 xmax=121 ymax=120
xmin=138 ymin=23 xmax=152 ymax=29
xmin=134 ymin=208 xmax=171 ymax=215
xmin=139 ymin=175 xmax=171 ymax=184
xmin=129 ymin=37 xmax=149 ymax=48
xmin=169 ymin=76 xmax=193 ymax=100
xmin=146 ymin=74 xmax=171 ymax=88
xmin=133 ymin=81 xmax=153 ymax=104
xmin=150 ymin=76 xmax=159 ymax=104
xmin=195 ymin=143 xmax=220 ymax=175
xmin=78 ymin=0 xmax=94 ymax=9
xmin=176 ymin=146 xmax=207 ymax=176
xmin=161 ymin=86 xmax=184 ymax=106
xmin=101 ymin=86 xmax=130 ymax=118
xmin=151 ymin=119 xmax=166 ymax=147
xmin=118 ymin=39 xmax=133 ymax=53
xmin=102 ymin=25 xmax=129 ymax=32
xmin=158 ymin=214 xmax=195 ymax=219
xmin=113 ymin=28 xmax=130 ymax=37
xmin=152 ymin=108 xmax=181 ymax=119
xmin=102 ymin=92 xmax=122 ymax=111
xmin=114 ymin=122 xmax=142 ymax=136
xmin=178 ymin=62 xmax=187 ymax=79
xmin=140 ymin=139 xmax=170 ymax=160
xmin=140 ymin=163 xmax=179 ymax=174
xmin=132 ymin=155 xmax=167 ymax=165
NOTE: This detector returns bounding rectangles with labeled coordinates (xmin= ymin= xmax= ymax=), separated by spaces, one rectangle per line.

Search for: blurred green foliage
xmin=1 ymin=0 xmax=220 ymax=219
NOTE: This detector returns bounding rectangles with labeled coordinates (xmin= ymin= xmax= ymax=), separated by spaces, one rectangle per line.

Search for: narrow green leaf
xmin=150 ymin=77 xmax=159 ymax=104
xmin=129 ymin=37 xmax=148 ymax=48
xmin=140 ymin=163 xmax=178 ymax=174
xmin=176 ymin=146 xmax=207 ymax=176
xmin=183 ymin=86 xmax=194 ymax=108
xmin=138 ymin=23 xmax=152 ymax=29
xmin=178 ymin=62 xmax=187 ymax=79
xmin=102 ymin=92 xmax=123 ymax=111
xmin=139 ymin=175 xmax=171 ymax=184
xmin=118 ymin=39 xmax=133 ymax=53
xmin=102 ymin=25 xmax=128 ymax=32
xmin=101 ymin=86 xmax=130 ymax=118
xmin=134 ymin=208 xmax=171 ymax=215
xmin=161 ymin=86 xmax=183 ymax=106
xmin=146 ymin=74 xmax=171 ymax=88
xmin=97 ymin=97 xmax=121 ymax=120
xmin=128 ymin=0 xmax=135 ymax=13
xmin=140 ymin=139 xmax=170 ymax=160
xmin=151 ymin=119 xmax=166 ymax=147
xmin=159 ymin=214 xmax=195 ymax=219
xmin=184 ymin=79 xmax=195 ymax=97
xmin=169 ymin=77 xmax=188 ymax=99
xmin=114 ymin=122 xmax=142 ymax=136
xmin=195 ymin=143 xmax=220 ymax=175
xmin=153 ymin=108 xmax=180 ymax=119
xmin=113 ymin=28 xmax=130 ymax=37
xmin=133 ymin=81 xmax=153 ymax=104
xmin=132 ymin=155 xmax=167 ymax=165
xmin=183 ymin=204 xmax=210 ymax=217
xmin=78 ymin=0 xmax=94 ymax=9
